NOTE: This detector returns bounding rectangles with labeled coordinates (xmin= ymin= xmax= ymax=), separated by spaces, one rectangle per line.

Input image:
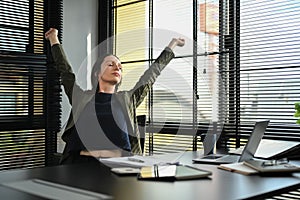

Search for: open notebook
xmin=138 ymin=165 xmax=212 ymax=181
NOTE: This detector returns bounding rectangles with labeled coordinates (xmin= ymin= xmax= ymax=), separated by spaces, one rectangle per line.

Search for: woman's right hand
xmin=45 ymin=28 xmax=60 ymax=46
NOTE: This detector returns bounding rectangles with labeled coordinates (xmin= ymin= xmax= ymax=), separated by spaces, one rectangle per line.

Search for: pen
xmin=128 ymin=157 xmax=145 ymax=163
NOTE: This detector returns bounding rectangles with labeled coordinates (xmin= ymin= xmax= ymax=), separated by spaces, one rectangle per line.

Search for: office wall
xmin=58 ymin=0 xmax=99 ymax=152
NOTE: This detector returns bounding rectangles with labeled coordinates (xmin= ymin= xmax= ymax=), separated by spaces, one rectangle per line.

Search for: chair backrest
xmin=137 ymin=115 xmax=146 ymax=153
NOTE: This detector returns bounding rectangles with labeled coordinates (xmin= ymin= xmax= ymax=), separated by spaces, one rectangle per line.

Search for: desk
xmin=0 ymin=151 xmax=299 ymax=200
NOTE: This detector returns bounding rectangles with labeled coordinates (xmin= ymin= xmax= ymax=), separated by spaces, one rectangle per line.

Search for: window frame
xmin=109 ymin=0 xmax=300 ymax=154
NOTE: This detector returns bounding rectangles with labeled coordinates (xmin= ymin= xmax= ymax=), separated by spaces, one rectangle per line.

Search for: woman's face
xmin=98 ymin=55 xmax=122 ymax=85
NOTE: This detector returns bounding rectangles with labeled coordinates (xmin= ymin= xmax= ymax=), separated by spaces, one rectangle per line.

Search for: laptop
xmin=193 ymin=120 xmax=270 ymax=164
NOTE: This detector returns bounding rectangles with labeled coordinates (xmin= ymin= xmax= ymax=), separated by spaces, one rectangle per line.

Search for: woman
xmin=45 ymin=28 xmax=185 ymax=164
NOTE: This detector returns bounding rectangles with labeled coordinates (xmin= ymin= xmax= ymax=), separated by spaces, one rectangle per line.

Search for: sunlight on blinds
xmin=33 ymin=0 xmax=44 ymax=54
xmin=0 ymin=0 xmax=29 ymax=52
xmin=114 ymin=1 xmax=148 ymax=116
xmin=115 ymin=0 xmax=139 ymax=6
xmin=113 ymin=0 xmax=218 ymax=154
xmin=0 ymin=0 xmax=62 ymax=170
xmin=115 ymin=1 xmax=148 ymax=62
xmin=0 ymin=76 xmax=29 ymax=116
xmin=145 ymin=133 xmax=203 ymax=154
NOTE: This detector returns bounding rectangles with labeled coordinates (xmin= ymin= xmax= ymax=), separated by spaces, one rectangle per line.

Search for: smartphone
xmin=111 ymin=167 xmax=141 ymax=175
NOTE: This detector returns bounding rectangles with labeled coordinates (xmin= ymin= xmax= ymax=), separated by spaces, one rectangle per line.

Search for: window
xmin=112 ymin=0 xmax=222 ymax=154
xmin=238 ymin=0 xmax=300 ymax=142
xmin=0 ymin=0 xmax=62 ymax=170
xmin=219 ymin=0 xmax=300 ymax=148
xmin=113 ymin=0 xmax=300 ymax=154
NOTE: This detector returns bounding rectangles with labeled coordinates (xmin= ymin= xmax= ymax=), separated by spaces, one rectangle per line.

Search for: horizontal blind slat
xmin=239 ymin=0 xmax=300 ymax=137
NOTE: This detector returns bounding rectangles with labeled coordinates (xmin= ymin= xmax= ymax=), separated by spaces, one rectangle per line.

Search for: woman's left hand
xmin=168 ymin=37 xmax=185 ymax=49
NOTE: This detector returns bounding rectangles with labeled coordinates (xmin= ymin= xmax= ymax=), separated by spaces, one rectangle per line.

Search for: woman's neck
xmin=98 ymin=83 xmax=115 ymax=94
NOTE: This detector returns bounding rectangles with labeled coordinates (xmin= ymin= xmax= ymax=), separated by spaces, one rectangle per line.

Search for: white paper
xmin=100 ymin=153 xmax=183 ymax=168
xmin=229 ymin=139 xmax=299 ymax=158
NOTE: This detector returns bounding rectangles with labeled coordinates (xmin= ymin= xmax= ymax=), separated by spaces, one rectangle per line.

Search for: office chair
xmin=50 ymin=116 xmax=147 ymax=165
xmin=137 ymin=115 xmax=146 ymax=154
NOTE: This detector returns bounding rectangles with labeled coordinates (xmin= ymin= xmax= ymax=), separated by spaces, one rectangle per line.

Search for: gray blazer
xmin=51 ymin=44 xmax=175 ymax=156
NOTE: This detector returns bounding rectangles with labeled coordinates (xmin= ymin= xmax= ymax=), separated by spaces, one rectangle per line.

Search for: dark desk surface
xmin=0 ymin=151 xmax=299 ymax=200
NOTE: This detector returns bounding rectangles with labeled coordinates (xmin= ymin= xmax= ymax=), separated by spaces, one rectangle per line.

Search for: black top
xmin=94 ymin=92 xmax=131 ymax=151
xmin=67 ymin=92 xmax=131 ymax=153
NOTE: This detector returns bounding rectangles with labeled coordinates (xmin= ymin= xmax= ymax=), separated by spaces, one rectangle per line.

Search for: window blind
xmin=217 ymin=0 xmax=241 ymax=148
xmin=113 ymin=0 xmax=154 ymax=154
xmin=113 ymin=0 xmax=300 ymax=154
xmin=112 ymin=0 xmax=216 ymax=154
xmin=0 ymin=0 xmax=30 ymax=52
xmin=152 ymin=0 xmax=194 ymax=128
xmin=113 ymin=0 xmax=149 ymax=115
xmin=0 ymin=0 xmax=62 ymax=170
xmin=239 ymin=0 xmax=300 ymax=142
xmin=197 ymin=0 xmax=221 ymax=137
xmin=218 ymin=0 xmax=300 ymax=149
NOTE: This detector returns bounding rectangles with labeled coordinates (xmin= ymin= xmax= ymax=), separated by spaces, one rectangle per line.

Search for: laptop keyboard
xmin=202 ymin=154 xmax=240 ymax=162
xmin=217 ymin=155 xmax=240 ymax=162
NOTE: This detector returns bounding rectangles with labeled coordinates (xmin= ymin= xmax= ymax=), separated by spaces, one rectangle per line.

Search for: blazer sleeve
xmin=130 ymin=47 xmax=175 ymax=107
xmin=51 ymin=44 xmax=84 ymax=105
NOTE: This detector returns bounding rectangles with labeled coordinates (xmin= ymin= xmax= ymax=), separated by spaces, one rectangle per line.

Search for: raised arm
xmin=45 ymin=28 xmax=60 ymax=46
xmin=131 ymin=37 xmax=185 ymax=107
xmin=45 ymin=28 xmax=82 ymax=105
xmin=167 ymin=37 xmax=185 ymax=50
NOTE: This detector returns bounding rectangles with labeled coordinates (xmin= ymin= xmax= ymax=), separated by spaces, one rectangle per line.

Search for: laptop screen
xmin=239 ymin=120 xmax=270 ymax=162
